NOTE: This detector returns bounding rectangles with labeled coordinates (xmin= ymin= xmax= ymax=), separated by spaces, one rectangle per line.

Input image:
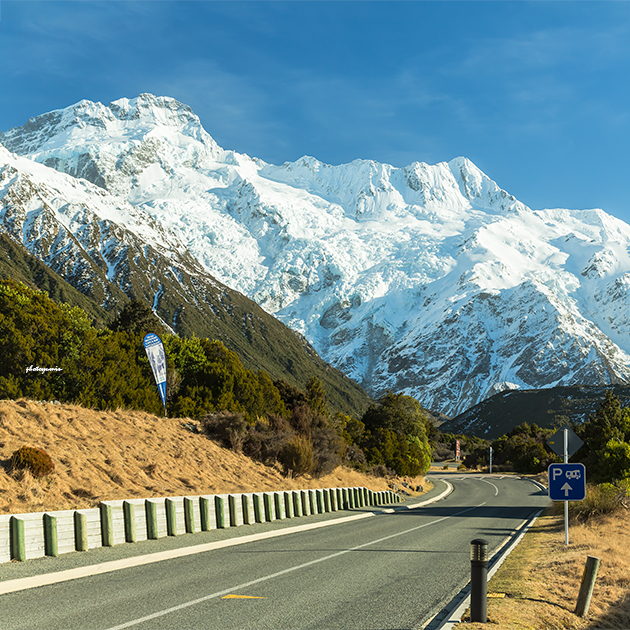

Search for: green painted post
xmin=323 ymin=489 xmax=331 ymax=512
xmin=74 ymin=512 xmax=88 ymax=551
xmin=284 ymin=492 xmax=293 ymax=518
xmin=228 ymin=495 xmax=238 ymax=527
xmin=309 ymin=490 xmax=316 ymax=514
xmin=123 ymin=501 xmax=136 ymax=543
xmin=215 ymin=496 xmax=225 ymax=529
xmin=10 ymin=517 xmax=25 ymax=561
xmin=200 ymin=497 xmax=210 ymax=531
xmin=253 ymin=494 xmax=263 ymax=523
xmin=242 ymin=495 xmax=252 ymax=525
xmin=349 ymin=488 xmax=356 ymax=508
xmin=342 ymin=488 xmax=349 ymax=509
xmin=166 ymin=499 xmax=177 ymax=536
xmin=336 ymin=488 xmax=343 ymax=509
xmin=100 ymin=503 xmax=114 ymax=547
xmin=315 ymin=490 xmax=323 ymax=513
xmin=293 ymin=491 xmax=302 ymax=517
xmin=274 ymin=493 xmax=284 ymax=519
xmin=263 ymin=494 xmax=273 ymax=521
xmin=575 ymin=556 xmax=601 ymax=617
xmin=184 ymin=498 xmax=195 ymax=533
xmin=43 ymin=514 xmax=58 ymax=557
xmin=330 ymin=489 xmax=337 ymax=511
xmin=300 ymin=490 xmax=309 ymax=515
xmin=146 ymin=500 xmax=158 ymax=539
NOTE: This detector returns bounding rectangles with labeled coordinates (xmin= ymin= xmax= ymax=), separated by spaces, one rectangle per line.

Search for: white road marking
xmin=0 ymin=480 xmax=454 ymax=597
xmin=104 ymin=503 xmax=486 ymax=630
xmin=479 ymin=478 xmax=499 ymax=496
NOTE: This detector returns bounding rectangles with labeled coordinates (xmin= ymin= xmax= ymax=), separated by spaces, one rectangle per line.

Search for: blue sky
xmin=0 ymin=1 xmax=629 ymax=222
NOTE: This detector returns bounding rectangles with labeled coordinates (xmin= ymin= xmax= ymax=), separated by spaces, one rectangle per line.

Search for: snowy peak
xmin=108 ymin=94 xmax=200 ymax=127
xmin=448 ymin=157 xmax=528 ymax=213
xmin=0 ymin=95 xmax=225 ymax=197
xmin=2 ymin=93 xmax=630 ymax=416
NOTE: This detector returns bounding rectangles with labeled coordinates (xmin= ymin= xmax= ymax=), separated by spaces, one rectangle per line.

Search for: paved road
xmin=0 ymin=476 xmax=548 ymax=630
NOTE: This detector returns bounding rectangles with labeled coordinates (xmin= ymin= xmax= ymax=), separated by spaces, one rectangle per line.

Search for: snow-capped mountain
xmin=2 ymin=93 xmax=630 ymax=416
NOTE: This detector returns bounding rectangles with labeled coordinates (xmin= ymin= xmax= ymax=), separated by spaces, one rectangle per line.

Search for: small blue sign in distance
xmin=548 ymin=463 xmax=586 ymax=501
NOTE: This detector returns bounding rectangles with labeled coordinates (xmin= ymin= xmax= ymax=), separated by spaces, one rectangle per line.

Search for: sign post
xmin=547 ymin=427 xmax=585 ymax=545
xmin=143 ymin=333 xmax=167 ymax=417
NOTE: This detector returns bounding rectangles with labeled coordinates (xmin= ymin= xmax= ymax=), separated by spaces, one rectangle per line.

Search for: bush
xmin=278 ymin=435 xmax=314 ymax=476
xmin=10 ymin=446 xmax=55 ymax=478
xmin=200 ymin=411 xmax=248 ymax=452
xmin=368 ymin=464 xmax=395 ymax=478
xmin=243 ymin=416 xmax=292 ymax=463
xmin=568 ymin=480 xmax=630 ymax=521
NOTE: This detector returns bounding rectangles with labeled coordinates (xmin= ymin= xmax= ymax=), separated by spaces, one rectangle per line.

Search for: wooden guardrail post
xmin=74 ymin=512 xmax=88 ymax=551
xmin=200 ymin=497 xmax=210 ymax=531
xmin=123 ymin=501 xmax=136 ymax=543
xmin=242 ymin=495 xmax=252 ymax=525
xmin=10 ymin=517 xmax=25 ymax=561
xmin=165 ymin=499 xmax=177 ymax=536
xmin=184 ymin=498 xmax=195 ymax=533
xmin=100 ymin=503 xmax=114 ymax=547
xmin=43 ymin=514 xmax=58 ymax=557
xmin=215 ymin=496 xmax=225 ymax=529
xmin=575 ymin=556 xmax=601 ymax=617
xmin=253 ymin=494 xmax=263 ymax=523
xmin=146 ymin=500 xmax=158 ymax=539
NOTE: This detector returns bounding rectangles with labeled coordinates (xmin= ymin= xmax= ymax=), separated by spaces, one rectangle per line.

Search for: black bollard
xmin=470 ymin=538 xmax=489 ymax=623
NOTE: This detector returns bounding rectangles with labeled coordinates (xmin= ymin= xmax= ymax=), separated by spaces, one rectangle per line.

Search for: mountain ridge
xmin=0 ymin=142 xmax=371 ymax=417
xmin=2 ymin=94 xmax=630 ymax=416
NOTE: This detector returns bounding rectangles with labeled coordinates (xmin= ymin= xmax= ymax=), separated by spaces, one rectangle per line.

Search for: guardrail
xmin=0 ymin=487 xmax=401 ymax=562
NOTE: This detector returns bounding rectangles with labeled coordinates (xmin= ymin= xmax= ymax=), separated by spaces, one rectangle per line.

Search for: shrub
xmin=569 ymin=480 xmax=630 ymax=521
xmin=278 ymin=435 xmax=315 ymax=476
xmin=368 ymin=464 xmax=395 ymax=478
xmin=200 ymin=411 xmax=248 ymax=452
xmin=10 ymin=446 xmax=55 ymax=478
xmin=243 ymin=416 xmax=292 ymax=463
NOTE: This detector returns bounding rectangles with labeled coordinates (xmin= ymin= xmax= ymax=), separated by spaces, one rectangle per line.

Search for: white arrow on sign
xmin=561 ymin=482 xmax=573 ymax=496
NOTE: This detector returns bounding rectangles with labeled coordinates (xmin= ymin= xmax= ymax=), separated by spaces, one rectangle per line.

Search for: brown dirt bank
xmin=0 ymin=399 xmax=424 ymax=515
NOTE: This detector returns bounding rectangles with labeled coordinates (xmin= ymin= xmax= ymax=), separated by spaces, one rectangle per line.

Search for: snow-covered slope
xmin=2 ymin=94 xmax=630 ymax=416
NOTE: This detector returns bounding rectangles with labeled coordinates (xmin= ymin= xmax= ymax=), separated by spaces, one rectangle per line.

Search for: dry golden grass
xmin=456 ymin=507 xmax=630 ymax=630
xmin=0 ymin=399 xmax=422 ymax=515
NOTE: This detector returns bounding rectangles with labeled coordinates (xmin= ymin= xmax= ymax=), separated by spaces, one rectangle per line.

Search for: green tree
xmin=306 ymin=376 xmax=329 ymax=417
xmin=362 ymin=391 xmax=430 ymax=440
xmin=109 ymin=299 xmax=163 ymax=337
xmin=575 ymin=391 xmax=630 ymax=482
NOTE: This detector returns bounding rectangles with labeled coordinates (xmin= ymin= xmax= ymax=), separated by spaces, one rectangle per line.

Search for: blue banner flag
xmin=143 ymin=333 xmax=167 ymax=412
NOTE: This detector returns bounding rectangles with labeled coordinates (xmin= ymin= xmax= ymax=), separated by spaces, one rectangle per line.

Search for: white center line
xmin=105 ymin=503 xmax=485 ymax=630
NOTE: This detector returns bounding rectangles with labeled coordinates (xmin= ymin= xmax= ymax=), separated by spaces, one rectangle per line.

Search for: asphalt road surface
xmin=0 ymin=476 xmax=548 ymax=630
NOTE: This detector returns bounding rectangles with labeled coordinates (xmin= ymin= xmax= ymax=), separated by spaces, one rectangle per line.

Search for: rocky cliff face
xmin=2 ymin=94 xmax=629 ymax=416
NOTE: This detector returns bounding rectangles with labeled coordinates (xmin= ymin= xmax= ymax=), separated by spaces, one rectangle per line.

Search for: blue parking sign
xmin=548 ymin=463 xmax=586 ymax=501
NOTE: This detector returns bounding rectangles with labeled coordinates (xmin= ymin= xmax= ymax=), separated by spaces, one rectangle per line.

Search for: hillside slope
xmin=0 ymin=153 xmax=371 ymax=417
xmin=441 ymin=385 xmax=630 ymax=439
xmin=0 ymin=399 xmax=396 ymax=515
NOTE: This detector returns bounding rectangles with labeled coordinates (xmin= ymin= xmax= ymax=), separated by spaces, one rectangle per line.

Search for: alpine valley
xmin=1 ymin=94 xmax=630 ymax=417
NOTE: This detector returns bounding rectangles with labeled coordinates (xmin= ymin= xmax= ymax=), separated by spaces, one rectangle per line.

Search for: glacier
xmin=1 ymin=93 xmax=630 ymax=416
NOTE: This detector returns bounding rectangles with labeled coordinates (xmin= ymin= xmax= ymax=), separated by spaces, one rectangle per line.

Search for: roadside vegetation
xmin=0 ymin=279 xmax=432 ymax=479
